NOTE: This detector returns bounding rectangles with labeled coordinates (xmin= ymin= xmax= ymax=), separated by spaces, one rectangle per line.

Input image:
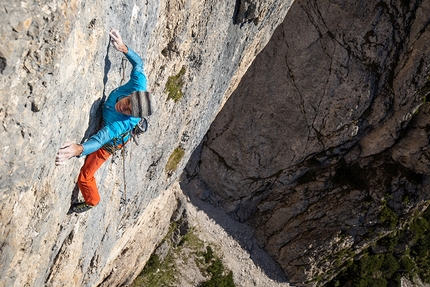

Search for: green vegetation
xmin=334 ymin=248 xmax=355 ymax=268
xmin=325 ymin=206 xmax=430 ymax=287
xmin=132 ymin=226 xmax=235 ymax=287
xmin=198 ymin=246 xmax=235 ymax=287
xmin=165 ymin=66 xmax=186 ymax=102
xmin=131 ymin=225 xmax=179 ymax=287
xmin=131 ymin=249 xmax=177 ymax=287
xmin=409 ymin=211 xmax=430 ymax=282
xmin=165 ymin=147 xmax=185 ymax=174
xmin=418 ymin=72 xmax=430 ymax=103
xmin=178 ymin=227 xmax=204 ymax=249
xmin=379 ymin=201 xmax=399 ymax=229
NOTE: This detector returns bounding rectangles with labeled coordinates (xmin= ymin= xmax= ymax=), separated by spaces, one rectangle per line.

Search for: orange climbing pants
xmin=77 ymin=148 xmax=112 ymax=206
xmin=77 ymin=141 xmax=127 ymax=206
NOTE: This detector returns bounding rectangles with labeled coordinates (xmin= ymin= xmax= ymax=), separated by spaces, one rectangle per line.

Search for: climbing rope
xmin=121 ymin=136 xmax=127 ymax=212
xmin=119 ymin=57 xmax=128 ymax=215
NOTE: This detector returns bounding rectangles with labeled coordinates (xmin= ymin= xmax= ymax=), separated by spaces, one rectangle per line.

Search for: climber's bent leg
xmin=77 ymin=148 xmax=112 ymax=206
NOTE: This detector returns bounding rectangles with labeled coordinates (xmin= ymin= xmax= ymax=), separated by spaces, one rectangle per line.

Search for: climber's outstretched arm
xmin=109 ymin=28 xmax=144 ymax=76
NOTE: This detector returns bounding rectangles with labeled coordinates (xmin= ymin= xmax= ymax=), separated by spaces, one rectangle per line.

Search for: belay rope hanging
xmin=120 ymin=57 xmax=128 ymax=216
xmin=111 ymin=57 xmax=148 ymax=225
xmin=103 ymin=57 xmax=130 ymax=221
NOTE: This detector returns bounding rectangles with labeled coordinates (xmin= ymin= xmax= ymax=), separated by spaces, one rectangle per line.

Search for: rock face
xmin=185 ymin=0 xmax=430 ymax=284
xmin=401 ymin=277 xmax=430 ymax=287
xmin=0 ymin=0 xmax=294 ymax=286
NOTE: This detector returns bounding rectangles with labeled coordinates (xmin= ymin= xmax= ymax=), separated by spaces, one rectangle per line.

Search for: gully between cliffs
xmin=183 ymin=0 xmax=430 ymax=284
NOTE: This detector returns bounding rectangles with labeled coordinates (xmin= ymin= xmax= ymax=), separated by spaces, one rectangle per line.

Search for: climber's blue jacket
xmin=81 ymin=48 xmax=147 ymax=156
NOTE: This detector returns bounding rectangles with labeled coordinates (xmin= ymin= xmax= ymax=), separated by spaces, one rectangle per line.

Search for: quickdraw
xmin=120 ymin=57 xmax=127 ymax=86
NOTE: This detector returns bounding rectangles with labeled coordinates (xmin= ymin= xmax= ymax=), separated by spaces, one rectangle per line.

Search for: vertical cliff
xmin=0 ymin=0 xmax=294 ymax=286
xmin=184 ymin=0 xmax=430 ymax=284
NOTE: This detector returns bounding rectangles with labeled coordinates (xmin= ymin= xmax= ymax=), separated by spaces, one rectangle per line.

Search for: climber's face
xmin=115 ymin=96 xmax=132 ymax=116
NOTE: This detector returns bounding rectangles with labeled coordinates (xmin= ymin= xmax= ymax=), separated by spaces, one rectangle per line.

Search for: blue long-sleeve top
xmin=81 ymin=48 xmax=147 ymax=156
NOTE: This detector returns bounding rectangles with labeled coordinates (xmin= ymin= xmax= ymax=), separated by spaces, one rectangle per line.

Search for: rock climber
xmin=55 ymin=28 xmax=154 ymax=213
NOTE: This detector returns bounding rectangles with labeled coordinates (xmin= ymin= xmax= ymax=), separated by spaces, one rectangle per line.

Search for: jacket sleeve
xmin=116 ymin=47 xmax=147 ymax=92
xmin=81 ymin=119 xmax=136 ymax=156
xmin=125 ymin=47 xmax=144 ymax=79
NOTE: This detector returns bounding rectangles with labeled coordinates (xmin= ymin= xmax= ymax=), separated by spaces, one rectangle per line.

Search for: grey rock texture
xmin=401 ymin=276 xmax=430 ymax=287
xmin=185 ymin=0 xmax=430 ymax=284
xmin=0 ymin=0 xmax=294 ymax=286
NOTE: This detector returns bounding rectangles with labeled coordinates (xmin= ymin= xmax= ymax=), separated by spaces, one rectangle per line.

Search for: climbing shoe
xmin=70 ymin=202 xmax=93 ymax=213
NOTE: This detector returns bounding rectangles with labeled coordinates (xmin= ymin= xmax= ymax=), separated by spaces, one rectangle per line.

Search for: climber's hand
xmin=55 ymin=141 xmax=83 ymax=166
xmin=109 ymin=28 xmax=128 ymax=53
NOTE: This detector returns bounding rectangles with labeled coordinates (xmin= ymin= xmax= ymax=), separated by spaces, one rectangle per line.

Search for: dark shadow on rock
xmin=233 ymin=0 xmax=241 ymax=24
xmin=0 ymin=55 xmax=6 ymax=74
xmin=70 ymin=41 xmax=112 ymax=212
xmin=70 ymin=184 xmax=80 ymax=203
xmin=81 ymin=41 xmax=111 ymax=143
xmin=179 ymin=141 xmax=289 ymax=284
xmin=66 ymin=184 xmax=80 ymax=214
xmin=102 ymin=41 xmax=112 ymax=102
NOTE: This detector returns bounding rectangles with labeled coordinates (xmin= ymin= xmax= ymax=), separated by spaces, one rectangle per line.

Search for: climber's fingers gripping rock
xmin=109 ymin=28 xmax=127 ymax=53
xmin=55 ymin=141 xmax=83 ymax=166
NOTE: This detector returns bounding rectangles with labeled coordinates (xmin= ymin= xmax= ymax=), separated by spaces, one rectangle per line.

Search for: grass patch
xmin=132 ymin=227 xmax=235 ymax=287
xmin=197 ymin=246 xmax=236 ymax=287
xmin=165 ymin=66 xmax=186 ymax=102
xmin=131 ymin=223 xmax=181 ymax=287
xmin=165 ymin=147 xmax=185 ymax=174
xmin=379 ymin=201 xmax=399 ymax=229
xmin=409 ymin=210 xmax=430 ymax=282
xmin=178 ymin=227 xmax=204 ymax=249
xmin=131 ymin=252 xmax=177 ymax=287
